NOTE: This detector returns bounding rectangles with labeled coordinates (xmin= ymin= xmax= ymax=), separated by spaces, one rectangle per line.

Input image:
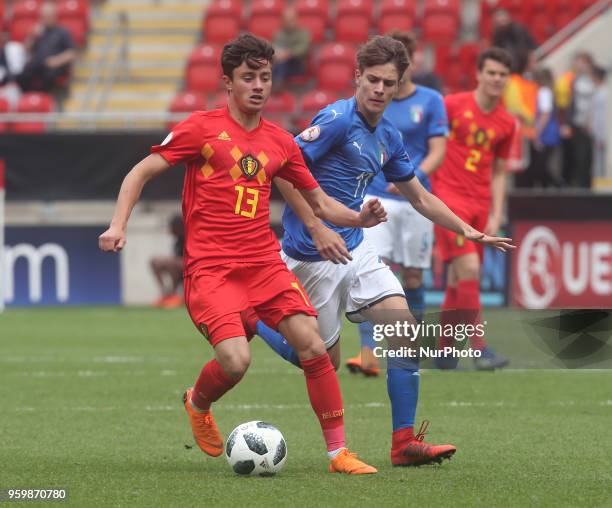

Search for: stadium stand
xmin=202 ymin=0 xmax=241 ymax=44
xmin=335 ymin=0 xmax=372 ymax=43
xmin=9 ymin=0 xmax=42 ymax=42
xmin=0 ymin=96 xmax=9 ymax=132
xmin=167 ymin=90 xmax=206 ymax=130
xmin=12 ymin=91 xmax=54 ymax=132
xmin=56 ymin=0 xmax=89 ymax=48
xmin=246 ymin=0 xmax=286 ymax=41
xmin=185 ymin=43 xmax=223 ymax=93
xmin=316 ymin=42 xmax=356 ymax=91
xmin=295 ymin=0 xmax=328 ymax=43
xmin=377 ymin=0 xmax=417 ymax=34
xmin=2 ymin=0 xmax=604 ymax=132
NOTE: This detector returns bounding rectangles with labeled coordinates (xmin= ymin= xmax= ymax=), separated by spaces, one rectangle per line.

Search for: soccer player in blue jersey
xmin=244 ymin=36 xmax=514 ymax=466
xmin=346 ymin=31 xmax=448 ymax=377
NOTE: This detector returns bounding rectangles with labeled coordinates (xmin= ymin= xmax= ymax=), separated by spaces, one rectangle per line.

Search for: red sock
xmin=192 ymin=359 xmax=241 ymax=410
xmin=439 ymin=285 xmax=457 ymax=349
xmin=456 ymin=279 xmax=487 ymax=351
xmin=392 ymin=427 xmax=415 ymax=448
xmin=301 ymin=354 xmax=346 ymax=453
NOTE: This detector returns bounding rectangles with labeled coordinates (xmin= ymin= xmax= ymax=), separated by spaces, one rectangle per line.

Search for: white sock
xmin=327 ymin=447 xmax=346 ymax=459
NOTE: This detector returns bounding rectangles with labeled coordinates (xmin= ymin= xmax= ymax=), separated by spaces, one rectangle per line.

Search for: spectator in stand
xmin=17 ymin=1 xmax=76 ymax=94
xmin=590 ymin=66 xmax=607 ymax=181
xmin=558 ymin=52 xmax=596 ymax=187
xmin=412 ymin=48 xmax=443 ymax=93
xmin=491 ymin=8 xmax=536 ymax=75
xmin=0 ymin=32 xmax=26 ymax=108
xmin=271 ymin=8 xmax=310 ymax=91
xmin=150 ymin=215 xmax=185 ymax=309
xmin=517 ymin=67 xmax=562 ymax=188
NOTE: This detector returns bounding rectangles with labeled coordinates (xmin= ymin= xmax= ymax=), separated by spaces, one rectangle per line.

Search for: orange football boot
xmin=345 ymin=350 xmax=380 ymax=377
xmin=182 ymin=387 xmax=224 ymax=457
xmin=328 ymin=449 xmax=378 ymax=475
xmin=391 ymin=421 xmax=456 ymax=467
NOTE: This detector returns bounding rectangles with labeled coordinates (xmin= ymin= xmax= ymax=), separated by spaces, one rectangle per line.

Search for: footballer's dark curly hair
xmin=477 ymin=47 xmax=513 ymax=72
xmin=356 ymin=35 xmax=410 ymax=79
xmin=221 ymin=33 xmax=275 ymax=78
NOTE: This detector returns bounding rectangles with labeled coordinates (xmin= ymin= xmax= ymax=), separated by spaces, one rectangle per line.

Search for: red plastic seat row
xmin=0 ymin=92 xmax=55 ymax=133
xmin=201 ymin=0 xmax=458 ymax=45
xmin=184 ymin=42 xmax=357 ymax=93
xmin=8 ymin=0 xmax=89 ymax=46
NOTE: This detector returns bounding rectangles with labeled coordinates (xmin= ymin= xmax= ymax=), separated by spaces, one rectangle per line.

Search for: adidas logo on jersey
xmin=217 ymin=131 xmax=231 ymax=141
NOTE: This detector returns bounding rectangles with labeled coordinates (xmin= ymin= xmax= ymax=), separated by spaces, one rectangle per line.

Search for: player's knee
xmin=457 ymin=266 xmax=480 ymax=280
xmin=150 ymin=258 xmax=161 ymax=270
xmin=222 ymin=351 xmax=251 ymax=379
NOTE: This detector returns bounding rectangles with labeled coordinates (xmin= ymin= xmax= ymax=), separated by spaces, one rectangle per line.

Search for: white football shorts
xmin=363 ymin=195 xmax=433 ymax=269
xmin=281 ymin=239 xmax=404 ymax=348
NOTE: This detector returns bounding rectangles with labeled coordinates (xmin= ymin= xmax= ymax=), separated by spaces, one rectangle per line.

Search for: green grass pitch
xmin=1 ymin=307 xmax=611 ymax=507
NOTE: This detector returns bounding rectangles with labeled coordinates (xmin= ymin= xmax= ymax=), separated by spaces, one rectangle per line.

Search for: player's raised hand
xmin=359 ymin=198 xmax=387 ymax=228
xmin=310 ymin=223 xmax=352 ymax=264
xmin=99 ymin=226 xmax=126 ymax=252
xmin=464 ymin=227 xmax=515 ymax=252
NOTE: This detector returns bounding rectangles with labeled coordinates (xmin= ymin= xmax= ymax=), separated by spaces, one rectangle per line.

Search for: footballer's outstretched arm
xmin=274 ymin=177 xmax=386 ymax=263
xmin=394 ymin=178 xmax=515 ymax=252
xmin=486 ymin=157 xmax=507 ymax=236
xmin=99 ymin=154 xmax=170 ymax=252
xmin=275 ymin=177 xmax=386 ymax=229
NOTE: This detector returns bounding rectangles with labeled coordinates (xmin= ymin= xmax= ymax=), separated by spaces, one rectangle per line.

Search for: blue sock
xmin=405 ymin=286 xmax=425 ymax=323
xmin=386 ymin=357 xmax=420 ymax=431
xmin=358 ymin=321 xmax=377 ymax=350
xmin=255 ymin=321 xmax=301 ymax=368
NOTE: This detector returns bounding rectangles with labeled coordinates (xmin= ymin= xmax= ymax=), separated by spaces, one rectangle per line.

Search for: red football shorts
xmin=184 ymin=257 xmax=317 ymax=346
xmin=434 ymin=196 xmax=489 ymax=263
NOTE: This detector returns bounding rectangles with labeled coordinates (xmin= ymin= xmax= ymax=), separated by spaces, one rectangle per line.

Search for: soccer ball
xmin=225 ymin=421 xmax=287 ymax=476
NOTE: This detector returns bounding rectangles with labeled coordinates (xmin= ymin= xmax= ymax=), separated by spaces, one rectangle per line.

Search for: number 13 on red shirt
xmin=234 ymin=185 xmax=259 ymax=218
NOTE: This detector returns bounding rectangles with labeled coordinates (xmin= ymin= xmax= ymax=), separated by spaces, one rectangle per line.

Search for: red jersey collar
xmin=223 ymin=105 xmax=264 ymax=135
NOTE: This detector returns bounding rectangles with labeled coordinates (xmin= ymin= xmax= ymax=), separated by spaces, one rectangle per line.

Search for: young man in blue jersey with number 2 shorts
xmin=242 ymin=36 xmax=515 ymax=466
xmin=346 ymin=31 xmax=448 ymax=377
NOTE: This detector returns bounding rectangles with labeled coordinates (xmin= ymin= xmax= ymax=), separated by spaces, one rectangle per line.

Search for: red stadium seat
xmin=210 ymin=90 xmax=229 ymax=109
xmin=167 ymin=92 xmax=206 ymax=130
xmin=13 ymin=92 xmax=55 ymax=133
xmin=317 ymin=42 xmax=356 ymax=91
xmin=11 ymin=0 xmax=41 ymax=19
xmin=423 ymin=0 xmax=460 ymax=19
xmin=0 ymin=97 xmax=9 ymax=133
xmin=295 ymin=0 xmax=328 ymax=43
xmin=264 ymin=91 xmax=296 ymax=130
xmin=265 ymin=90 xmax=296 ymax=113
xmin=185 ymin=44 xmax=223 ymax=93
xmin=10 ymin=18 xmax=38 ymax=42
xmin=334 ymin=0 xmax=372 ymax=43
xmin=297 ymin=89 xmax=339 ymax=130
xmin=378 ymin=0 xmax=416 ymax=35
xmin=422 ymin=14 xmax=458 ymax=44
xmin=246 ymin=0 xmax=285 ymax=41
xmin=57 ymin=0 xmax=89 ymax=47
xmin=203 ymin=0 xmax=241 ymax=44
xmin=10 ymin=0 xmax=42 ymax=41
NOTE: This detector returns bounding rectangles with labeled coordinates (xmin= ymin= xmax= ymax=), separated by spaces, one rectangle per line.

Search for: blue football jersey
xmin=368 ymin=85 xmax=448 ymax=199
xmin=281 ymin=97 xmax=415 ymax=261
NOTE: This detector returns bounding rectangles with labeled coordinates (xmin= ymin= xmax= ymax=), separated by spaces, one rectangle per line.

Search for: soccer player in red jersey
xmin=98 ymin=34 xmax=386 ymax=474
xmin=431 ymin=47 xmax=516 ymax=370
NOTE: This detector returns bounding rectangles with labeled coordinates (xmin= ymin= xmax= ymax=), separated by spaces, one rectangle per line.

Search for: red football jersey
xmin=151 ymin=108 xmax=319 ymax=274
xmin=432 ymin=92 xmax=515 ymax=204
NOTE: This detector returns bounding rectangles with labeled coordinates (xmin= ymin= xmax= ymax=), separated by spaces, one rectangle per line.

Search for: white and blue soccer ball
xmin=225 ymin=421 xmax=287 ymax=476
